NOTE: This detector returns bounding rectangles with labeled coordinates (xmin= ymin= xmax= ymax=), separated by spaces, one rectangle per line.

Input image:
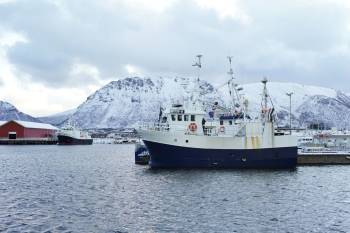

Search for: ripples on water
xmin=0 ymin=145 xmax=350 ymax=232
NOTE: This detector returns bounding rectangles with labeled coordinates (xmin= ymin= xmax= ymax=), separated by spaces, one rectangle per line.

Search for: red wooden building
xmin=0 ymin=120 xmax=58 ymax=139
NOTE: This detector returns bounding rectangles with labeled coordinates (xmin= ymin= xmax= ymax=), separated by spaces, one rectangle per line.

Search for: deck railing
xmin=140 ymin=122 xmax=171 ymax=132
xmin=140 ymin=122 xmax=247 ymax=137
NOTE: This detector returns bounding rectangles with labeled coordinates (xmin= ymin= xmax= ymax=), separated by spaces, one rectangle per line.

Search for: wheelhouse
xmin=165 ymin=104 xmax=206 ymax=134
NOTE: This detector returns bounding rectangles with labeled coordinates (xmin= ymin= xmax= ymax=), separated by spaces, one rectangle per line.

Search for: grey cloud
xmin=242 ymin=1 xmax=349 ymax=50
xmin=0 ymin=0 xmax=350 ymax=91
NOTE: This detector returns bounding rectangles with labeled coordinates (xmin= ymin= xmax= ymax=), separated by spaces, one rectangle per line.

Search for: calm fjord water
xmin=0 ymin=145 xmax=350 ymax=233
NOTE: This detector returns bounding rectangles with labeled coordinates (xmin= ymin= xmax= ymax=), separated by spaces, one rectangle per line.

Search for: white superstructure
xmin=139 ymin=56 xmax=297 ymax=168
xmin=58 ymin=125 xmax=91 ymax=140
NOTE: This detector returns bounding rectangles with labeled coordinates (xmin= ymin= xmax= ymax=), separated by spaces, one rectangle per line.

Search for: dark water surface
xmin=1 ymin=145 xmax=350 ymax=233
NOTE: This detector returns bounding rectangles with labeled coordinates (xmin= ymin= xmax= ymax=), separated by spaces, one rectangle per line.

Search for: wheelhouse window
xmin=184 ymin=115 xmax=189 ymax=121
xmin=191 ymin=115 xmax=196 ymax=121
xmin=220 ymin=120 xmax=223 ymax=126
xmin=178 ymin=115 xmax=182 ymax=121
xmin=171 ymin=115 xmax=176 ymax=121
xmin=229 ymin=120 xmax=233 ymax=125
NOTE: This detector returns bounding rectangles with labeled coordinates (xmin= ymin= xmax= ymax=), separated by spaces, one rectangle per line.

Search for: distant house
xmin=0 ymin=120 xmax=58 ymax=140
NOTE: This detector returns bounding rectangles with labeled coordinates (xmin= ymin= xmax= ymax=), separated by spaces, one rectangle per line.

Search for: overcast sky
xmin=0 ymin=0 xmax=350 ymax=116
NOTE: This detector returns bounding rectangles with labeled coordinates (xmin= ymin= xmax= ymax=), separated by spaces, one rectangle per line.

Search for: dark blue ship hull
xmin=57 ymin=135 xmax=93 ymax=145
xmin=143 ymin=140 xmax=297 ymax=169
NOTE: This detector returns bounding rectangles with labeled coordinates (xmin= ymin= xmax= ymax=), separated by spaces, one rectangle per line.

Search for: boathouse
xmin=0 ymin=120 xmax=58 ymax=140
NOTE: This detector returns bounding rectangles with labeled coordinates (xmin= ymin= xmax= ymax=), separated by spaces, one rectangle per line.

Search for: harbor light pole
xmin=286 ymin=92 xmax=293 ymax=135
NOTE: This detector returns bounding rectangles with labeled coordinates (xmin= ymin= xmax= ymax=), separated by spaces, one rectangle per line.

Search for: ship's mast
xmin=226 ymin=56 xmax=244 ymax=118
xmin=192 ymin=54 xmax=202 ymax=80
xmin=227 ymin=56 xmax=234 ymax=78
xmin=227 ymin=56 xmax=236 ymax=110
xmin=261 ymin=77 xmax=275 ymax=123
xmin=179 ymin=77 xmax=190 ymax=106
xmin=261 ymin=77 xmax=268 ymax=110
xmin=191 ymin=55 xmax=203 ymax=107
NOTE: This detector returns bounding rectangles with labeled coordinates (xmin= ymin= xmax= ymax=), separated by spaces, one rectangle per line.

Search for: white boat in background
xmin=299 ymin=146 xmax=350 ymax=155
xmin=57 ymin=124 xmax=93 ymax=145
xmin=297 ymin=129 xmax=350 ymax=154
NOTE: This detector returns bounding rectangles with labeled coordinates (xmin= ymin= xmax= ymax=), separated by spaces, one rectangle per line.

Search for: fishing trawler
xmin=138 ymin=56 xmax=297 ymax=168
xmin=57 ymin=123 xmax=93 ymax=145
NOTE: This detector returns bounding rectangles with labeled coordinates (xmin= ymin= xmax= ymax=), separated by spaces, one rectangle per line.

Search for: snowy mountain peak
xmin=237 ymin=81 xmax=350 ymax=129
xmin=0 ymin=101 xmax=16 ymax=111
xmin=241 ymin=82 xmax=337 ymax=112
xmin=0 ymin=100 xmax=40 ymax=122
xmin=65 ymin=76 xmax=220 ymax=128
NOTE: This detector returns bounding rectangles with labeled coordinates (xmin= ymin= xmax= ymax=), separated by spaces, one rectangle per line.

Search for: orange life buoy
xmin=188 ymin=123 xmax=197 ymax=132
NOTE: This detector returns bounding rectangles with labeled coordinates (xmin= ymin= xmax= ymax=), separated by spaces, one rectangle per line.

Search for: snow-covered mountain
xmin=63 ymin=77 xmax=221 ymax=128
xmin=45 ymin=77 xmax=350 ymax=129
xmin=0 ymin=101 xmax=40 ymax=122
xmin=38 ymin=108 xmax=76 ymax=126
xmin=237 ymin=82 xmax=350 ymax=128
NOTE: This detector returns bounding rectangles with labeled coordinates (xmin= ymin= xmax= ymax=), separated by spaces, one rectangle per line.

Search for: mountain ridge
xmin=38 ymin=77 xmax=350 ymax=129
xmin=0 ymin=101 xmax=41 ymax=123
